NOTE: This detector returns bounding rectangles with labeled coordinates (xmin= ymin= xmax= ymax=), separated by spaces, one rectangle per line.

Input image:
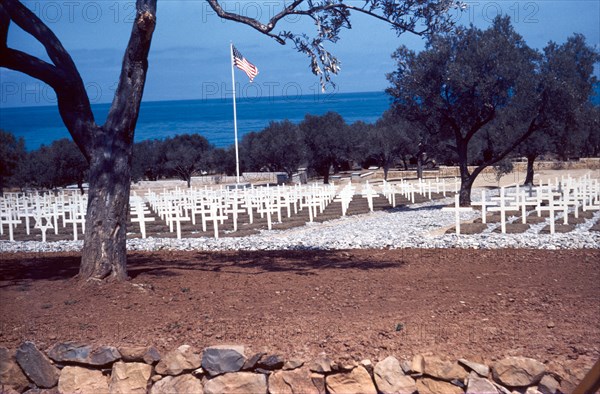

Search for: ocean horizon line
xmin=0 ymin=90 xmax=391 ymax=110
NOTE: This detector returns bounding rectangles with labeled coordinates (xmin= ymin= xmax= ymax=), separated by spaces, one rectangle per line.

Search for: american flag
xmin=233 ymin=45 xmax=259 ymax=82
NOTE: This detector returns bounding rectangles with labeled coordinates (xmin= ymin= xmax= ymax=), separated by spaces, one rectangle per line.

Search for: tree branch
xmin=3 ymin=0 xmax=84 ymax=84
xmin=0 ymin=2 xmax=9 ymax=49
xmin=0 ymin=0 xmax=95 ymax=159
xmin=472 ymin=115 xmax=541 ymax=177
xmin=207 ymin=0 xmax=464 ymax=90
xmin=286 ymin=3 xmax=426 ymax=36
xmin=208 ymin=0 xmax=448 ymax=38
xmin=0 ymin=48 xmax=62 ymax=87
xmin=465 ymin=107 xmax=496 ymax=142
xmin=105 ymin=0 xmax=157 ymax=143
xmin=205 ymin=0 xmax=290 ymax=43
xmin=443 ymin=112 xmax=463 ymax=142
xmin=268 ymin=0 xmax=306 ymax=30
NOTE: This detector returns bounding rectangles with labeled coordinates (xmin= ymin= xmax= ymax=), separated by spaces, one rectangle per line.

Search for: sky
xmin=1 ymin=0 xmax=599 ymax=108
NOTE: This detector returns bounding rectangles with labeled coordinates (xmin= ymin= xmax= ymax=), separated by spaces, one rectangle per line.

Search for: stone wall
xmin=1 ymin=341 xmax=593 ymax=394
xmin=437 ymin=159 xmax=600 ymax=178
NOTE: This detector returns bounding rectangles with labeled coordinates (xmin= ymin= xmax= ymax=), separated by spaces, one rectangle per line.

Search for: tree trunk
xmin=523 ymin=154 xmax=536 ymax=186
xmin=79 ymin=134 xmax=131 ymax=282
xmin=416 ymin=152 xmax=424 ymax=179
xmin=383 ymin=164 xmax=389 ymax=181
xmin=458 ymin=176 xmax=474 ymax=206
xmin=323 ymin=171 xmax=330 ymax=184
xmin=77 ymin=1 xmax=155 ymax=282
xmin=457 ymin=141 xmax=472 ymax=206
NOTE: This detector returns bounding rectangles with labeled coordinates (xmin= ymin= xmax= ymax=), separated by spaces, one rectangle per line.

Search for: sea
xmin=0 ymin=91 xmax=392 ymax=151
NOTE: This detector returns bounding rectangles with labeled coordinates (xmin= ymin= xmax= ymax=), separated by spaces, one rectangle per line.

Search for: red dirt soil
xmin=1 ymin=249 xmax=599 ymax=367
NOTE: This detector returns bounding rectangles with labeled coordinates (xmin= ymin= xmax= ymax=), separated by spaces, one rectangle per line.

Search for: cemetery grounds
xmin=0 ymin=168 xmax=599 ymax=372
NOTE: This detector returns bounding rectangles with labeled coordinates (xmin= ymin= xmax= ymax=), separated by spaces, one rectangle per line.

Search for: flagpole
xmin=230 ymin=42 xmax=241 ymax=184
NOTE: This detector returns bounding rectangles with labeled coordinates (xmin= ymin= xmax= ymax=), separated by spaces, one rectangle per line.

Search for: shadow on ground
xmin=0 ymin=250 xmax=405 ymax=285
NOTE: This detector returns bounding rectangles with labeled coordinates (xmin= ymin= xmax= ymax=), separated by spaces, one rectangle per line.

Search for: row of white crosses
xmin=338 ymin=177 xmax=460 ymax=217
xmin=298 ymin=183 xmax=337 ymax=223
xmin=143 ymin=183 xmax=339 ymax=239
xmin=0 ymin=197 xmax=21 ymax=242
xmin=380 ymin=180 xmax=397 ymax=207
xmin=335 ymin=182 xmax=357 ymax=216
xmin=0 ymin=190 xmax=87 ymax=242
xmin=360 ymin=181 xmax=379 ymax=212
xmin=383 ymin=177 xmax=460 ymax=204
xmin=129 ymin=194 xmax=155 ymax=239
xmin=332 ymin=177 xmax=457 ymax=218
xmin=445 ymin=173 xmax=600 ymax=235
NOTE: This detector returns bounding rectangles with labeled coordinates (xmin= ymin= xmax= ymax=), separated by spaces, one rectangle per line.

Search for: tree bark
xmin=457 ymin=140 xmax=472 ymax=206
xmin=524 ymin=154 xmax=537 ymax=186
xmin=79 ymin=131 xmax=131 ymax=281
xmin=416 ymin=153 xmax=424 ymax=179
xmin=458 ymin=176 xmax=474 ymax=207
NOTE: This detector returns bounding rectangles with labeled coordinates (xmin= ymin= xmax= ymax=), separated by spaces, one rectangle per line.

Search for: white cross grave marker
xmin=2 ymin=211 xmax=21 ymax=242
xmin=441 ymin=194 xmax=473 ymax=235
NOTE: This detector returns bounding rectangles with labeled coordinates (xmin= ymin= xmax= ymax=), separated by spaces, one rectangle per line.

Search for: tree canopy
xmin=513 ymin=34 xmax=600 ymax=184
xmin=163 ymin=134 xmax=213 ymax=188
xmin=0 ymin=129 xmax=26 ymax=195
xmin=387 ymin=16 xmax=599 ymax=204
xmin=300 ymin=112 xmax=351 ymax=183
xmin=240 ymin=120 xmax=304 ymax=177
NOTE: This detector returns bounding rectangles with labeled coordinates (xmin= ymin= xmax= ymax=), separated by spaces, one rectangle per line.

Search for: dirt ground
xmin=1 ymin=249 xmax=598 ymax=367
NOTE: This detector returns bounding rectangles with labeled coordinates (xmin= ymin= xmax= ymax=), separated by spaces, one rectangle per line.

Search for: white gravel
xmin=2 ymin=192 xmax=598 ymax=253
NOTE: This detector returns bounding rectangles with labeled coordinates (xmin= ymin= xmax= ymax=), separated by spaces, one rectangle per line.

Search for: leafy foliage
xmin=0 ymin=129 xmax=26 ymax=194
xmin=132 ymin=139 xmax=166 ymax=182
xmin=512 ymin=34 xmax=599 ymax=184
xmin=362 ymin=115 xmax=404 ymax=179
xmin=163 ymin=134 xmax=213 ymax=187
xmin=240 ymin=120 xmax=304 ymax=177
xmin=9 ymin=138 xmax=88 ymax=192
xmin=578 ymin=104 xmax=600 ymax=157
xmin=492 ymin=159 xmax=514 ymax=186
xmin=299 ymin=112 xmax=350 ymax=183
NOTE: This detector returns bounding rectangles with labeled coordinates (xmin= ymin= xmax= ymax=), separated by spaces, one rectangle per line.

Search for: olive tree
xmin=513 ymin=35 xmax=599 ymax=185
xmin=300 ymin=112 xmax=349 ymax=183
xmin=387 ymin=17 xmax=597 ymax=205
xmin=243 ymin=120 xmax=304 ymax=178
xmin=163 ymin=134 xmax=213 ymax=188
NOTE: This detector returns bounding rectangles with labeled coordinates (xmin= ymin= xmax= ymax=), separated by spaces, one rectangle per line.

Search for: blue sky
xmin=1 ymin=0 xmax=599 ymax=107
